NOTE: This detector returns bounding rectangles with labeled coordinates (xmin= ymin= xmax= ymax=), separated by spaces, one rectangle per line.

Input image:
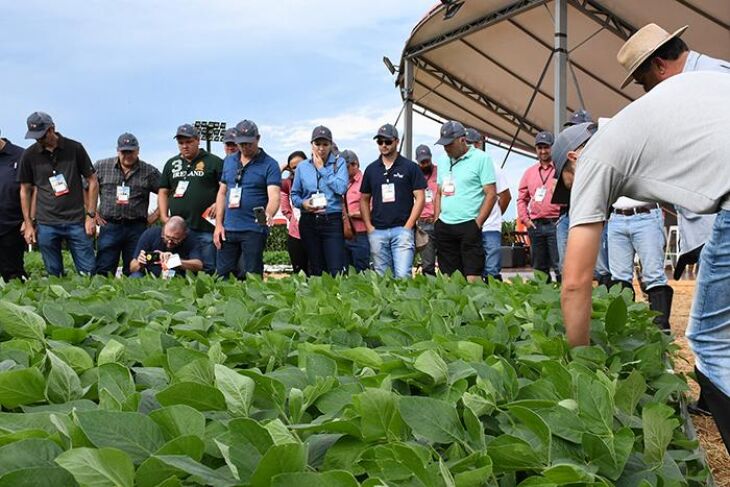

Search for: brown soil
xmin=638 ymin=280 xmax=730 ymax=485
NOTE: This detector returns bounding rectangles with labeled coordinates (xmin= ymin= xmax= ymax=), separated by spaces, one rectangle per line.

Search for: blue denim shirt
xmin=291 ymin=153 xmax=348 ymax=214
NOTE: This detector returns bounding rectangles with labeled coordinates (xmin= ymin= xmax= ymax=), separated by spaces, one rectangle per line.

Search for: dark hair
xmin=287 ymin=150 xmax=307 ymax=165
xmin=637 ymin=37 xmax=689 ymax=73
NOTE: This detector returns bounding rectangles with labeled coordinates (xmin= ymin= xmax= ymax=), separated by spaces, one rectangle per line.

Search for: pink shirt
xmin=420 ymin=166 xmax=438 ymax=220
xmin=280 ymin=177 xmax=300 ymax=239
xmin=517 ymin=162 xmax=561 ymax=223
xmin=346 ymin=171 xmax=367 ymax=233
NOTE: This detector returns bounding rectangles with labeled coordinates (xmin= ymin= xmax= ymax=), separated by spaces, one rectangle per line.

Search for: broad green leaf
xmin=353 ymin=388 xmax=407 ymax=441
xmin=154 ymin=455 xmax=238 ymax=487
xmin=0 ymin=367 xmax=46 ymax=408
xmin=52 ymin=346 xmax=94 ymax=373
xmin=507 ymin=406 xmax=551 ymax=462
xmin=250 ymin=443 xmax=308 ymax=487
xmin=97 ymin=340 xmax=125 ymax=366
xmin=582 ymin=427 xmax=634 ymax=480
xmin=615 ymin=369 xmax=647 ymax=416
xmin=605 ymin=296 xmax=628 ymax=334
xmin=98 ymin=363 xmax=135 ymax=411
xmin=55 ymin=447 xmax=134 ymax=487
xmin=175 ymin=358 xmax=214 ymax=385
xmin=42 ymin=303 xmax=74 ymax=328
xmin=487 ymin=435 xmax=545 ymax=472
xmin=575 ymin=373 xmax=613 ymax=435
xmin=414 ymin=350 xmax=449 ymax=385
xmin=642 ymin=402 xmax=679 ymax=465
xmin=135 ymin=435 xmax=205 ymax=487
xmin=228 ymin=418 xmax=274 ymax=455
xmin=399 ymin=396 xmax=466 ymax=444
xmin=149 ymin=405 xmax=206 ymax=440
xmin=45 ymin=350 xmax=83 ymax=404
xmin=75 ymin=410 xmax=166 ymax=463
xmin=304 ymin=353 xmax=337 ymax=383
xmin=271 ymin=470 xmax=359 ymax=487
xmin=337 ymin=347 xmax=383 ymax=368
xmin=0 ymin=302 xmax=46 ymax=342
xmin=156 ymin=381 xmax=227 ymax=411
xmin=0 ymin=438 xmax=62 ymax=475
xmin=214 ymin=364 xmax=255 ymax=416
xmin=0 ymin=466 xmax=77 ymax=487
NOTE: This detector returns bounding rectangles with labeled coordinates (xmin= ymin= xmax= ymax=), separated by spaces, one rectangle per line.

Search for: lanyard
xmin=235 ymin=161 xmax=250 ymax=187
xmin=449 ymin=154 xmax=466 ymax=174
xmin=538 ymin=165 xmax=552 ymax=186
xmin=382 ymin=158 xmax=396 ymax=183
xmin=46 ymin=149 xmax=60 ymax=175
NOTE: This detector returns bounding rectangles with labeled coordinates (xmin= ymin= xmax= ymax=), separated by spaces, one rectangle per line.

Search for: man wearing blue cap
xmin=222 ymin=128 xmax=238 ymax=157
xmin=18 ymin=112 xmax=97 ymax=276
xmin=158 ymin=123 xmax=224 ymax=273
xmin=213 ymin=120 xmax=281 ymax=279
xmin=0 ymin=129 xmax=26 ymax=280
xmin=93 ymin=133 xmax=161 ymax=276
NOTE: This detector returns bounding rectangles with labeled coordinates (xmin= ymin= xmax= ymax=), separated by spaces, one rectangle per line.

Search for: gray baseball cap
xmin=550 ymin=122 xmax=598 ymax=205
xmin=235 ymin=120 xmax=259 ymax=144
xmin=222 ymin=127 xmax=238 ymax=144
xmin=25 ymin=111 xmax=54 ymax=140
xmin=311 ymin=125 xmax=333 ymax=142
xmin=436 ymin=121 xmax=466 ymax=145
xmin=117 ymin=133 xmax=139 ymax=151
xmin=373 ymin=124 xmax=399 ymax=141
xmin=415 ymin=144 xmax=432 ymax=162
xmin=535 ymin=130 xmax=554 ymax=146
xmin=464 ymin=127 xmax=482 ymax=144
xmin=341 ymin=149 xmax=359 ymax=164
xmin=563 ymin=109 xmax=593 ymax=127
xmin=174 ymin=124 xmax=199 ymax=139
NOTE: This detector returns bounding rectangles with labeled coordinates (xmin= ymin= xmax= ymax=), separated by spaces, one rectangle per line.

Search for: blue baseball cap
xmin=174 ymin=124 xmax=199 ymax=139
xmin=535 ymin=131 xmax=554 ymax=146
xmin=235 ymin=120 xmax=260 ymax=144
xmin=464 ymin=127 xmax=482 ymax=144
xmin=117 ymin=133 xmax=139 ymax=151
xmin=340 ymin=149 xmax=359 ymax=164
xmin=374 ymin=124 xmax=399 ymax=141
xmin=563 ymin=109 xmax=593 ymax=127
xmin=25 ymin=111 xmax=54 ymax=140
xmin=415 ymin=144 xmax=432 ymax=162
xmin=311 ymin=125 xmax=333 ymax=142
xmin=222 ymin=127 xmax=238 ymax=144
xmin=436 ymin=121 xmax=466 ymax=145
xmin=550 ymin=122 xmax=598 ymax=205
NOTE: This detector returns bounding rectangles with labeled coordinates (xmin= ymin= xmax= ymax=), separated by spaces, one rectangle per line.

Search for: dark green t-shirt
xmin=159 ymin=149 xmax=223 ymax=232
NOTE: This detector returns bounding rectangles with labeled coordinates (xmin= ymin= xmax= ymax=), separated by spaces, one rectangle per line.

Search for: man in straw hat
xmin=618 ymin=23 xmax=729 ymax=281
xmin=558 ymin=72 xmax=730 ymax=452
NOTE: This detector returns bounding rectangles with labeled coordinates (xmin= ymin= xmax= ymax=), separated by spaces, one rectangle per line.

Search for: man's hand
xmin=95 ymin=214 xmax=107 ymax=226
xmin=136 ymin=250 xmax=148 ymax=267
xmin=366 ymin=223 xmax=375 ymax=234
xmin=85 ymin=216 xmax=96 ymax=237
xmin=159 ymin=252 xmax=173 ymax=270
xmin=23 ymin=222 xmax=36 ymax=245
xmin=525 ymin=218 xmax=535 ymax=229
xmin=302 ymin=198 xmax=316 ymax=213
xmin=213 ymin=226 xmax=226 ymax=249
xmin=206 ymin=203 xmax=217 ymax=220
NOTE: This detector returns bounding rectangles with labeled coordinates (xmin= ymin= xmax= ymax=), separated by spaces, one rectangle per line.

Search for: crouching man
xmin=129 ymin=216 xmax=203 ymax=278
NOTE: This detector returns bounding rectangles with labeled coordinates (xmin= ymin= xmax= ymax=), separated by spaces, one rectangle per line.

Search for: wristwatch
xmin=86 ymin=211 xmax=96 ymax=218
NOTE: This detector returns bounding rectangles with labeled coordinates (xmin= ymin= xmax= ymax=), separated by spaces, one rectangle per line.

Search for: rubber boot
xmin=647 ymin=285 xmax=674 ymax=332
xmin=609 ymin=280 xmax=636 ymax=301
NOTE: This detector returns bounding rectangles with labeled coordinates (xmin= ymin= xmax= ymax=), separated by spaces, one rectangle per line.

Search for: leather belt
xmin=612 ymin=204 xmax=657 ymax=216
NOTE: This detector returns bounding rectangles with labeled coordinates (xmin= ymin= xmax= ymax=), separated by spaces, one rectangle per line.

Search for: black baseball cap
xmin=25 ymin=112 xmax=54 ymax=140
xmin=563 ymin=109 xmax=593 ymax=127
xmin=235 ymin=120 xmax=259 ymax=144
xmin=535 ymin=131 xmax=554 ymax=146
xmin=415 ymin=144 xmax=432 ymax=162
xmin=311 ymin=125 xmax=333 ymax=142
xmin=373 ymin=124 xmax=399 ymax=141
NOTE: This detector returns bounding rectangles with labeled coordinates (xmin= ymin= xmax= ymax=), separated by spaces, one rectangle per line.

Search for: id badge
xmin=116 ymin=185 xmax=130 ymax=205
xmin=229 ymin=186 xmax=242 ymax=209
xmin=381 ymin=183 xmax=395 ymax=203
xmin=442 ymin=175 xmax=456 ymax=196
xmin=162 ymin=269 xmax=176 ymax=279
xmin=174 ymin=180 xmax=189 ymax=198
xmin=425 ymin=188 xmax=433 ymax=203
xmin=311 ymin=192 xmax=327 ymax=208
xmin=535 ymin=186 xmax=547 ymax=203
xmin=49 ymin=173 xmax=70 ymax=196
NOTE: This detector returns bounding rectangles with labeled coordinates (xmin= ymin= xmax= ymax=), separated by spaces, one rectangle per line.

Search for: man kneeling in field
xmin=130 ymin=216 xmax=203 ymax=278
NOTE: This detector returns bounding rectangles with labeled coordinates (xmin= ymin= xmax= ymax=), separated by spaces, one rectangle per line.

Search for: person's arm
xmin=475 ymin=184 xmax=497 ymax=227
xmin=320 ymin=158 xmax=349 ymax=195
xmin=498 ymin=188 xmax=512 ymax=214
xmin=434 ymin=186 xmax=441 ymax=221
xmin=280 ymin=180 xmax=294 ymax=220
xmin=360 ymin=193 xmax=374 ymax=233
xmin=561 ymin=222 xmax=602 ymax=347
xmin=158 ymin=188 xmax=170 ymax=223
xmin=147 ymin=208 xmax=160 ymax=225
xmin=129 ymin=250 xmax=145 ymax=274
xmin=180 ymin=257 xmax=203 ymax=273
xmin=85 ymin=173 xmax=99 ymax=236
xmin=265 ymin=185 xmax=280 ymax=226
xmin=405 ymin=190 xmax=425 ymax=230
xmin=20 ymin=183 xmax=36 ymax=244
xmin=516 ymin=171 xmax=532 ymax=228
xmin=213 ymin=182 xmax=227 ymax=249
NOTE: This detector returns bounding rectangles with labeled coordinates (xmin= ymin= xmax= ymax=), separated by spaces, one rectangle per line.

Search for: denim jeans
xmin=287 ymin=235 xmax=308 ymax=274
xmin=345 ymin=233 xmax=370 ymax=272
xmin=607 ymin=208 xmax=667 ymax=289
xmin=299 ymin=213 xmax=347 ymax=276
xmin=368 ymin=226 xmax=415 ymax=279
xmin=595 ymin=224 xmax=610 ymax=278
xmin=189 ymin=230 xmax=216 ymax=274
xmin=417 ymin=221 xmax=437 ymax=275
xmin=37 ymin=222 xmax=96 ymax=276
xmin=527 ymin=220 xmax=560 ymax=282
xmin=481 ymin=231 xmax=502 ymax=279
xmin=216 ymin=230 xmax=267 ymax=279
xmin=556 ymin=213 xmax=569 ymax=273
xmin=687 ymin=210 xmax=730 ymax=398
xmin=559 ymin=214 xmax=610 ymax=279
xmin=95 ymin=221 xmax=147 ymax=276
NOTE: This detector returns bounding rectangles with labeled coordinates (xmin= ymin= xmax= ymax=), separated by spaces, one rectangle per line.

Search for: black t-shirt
xmin=133 ymin=227 xmax=202 ymax=277
xmin=360 ymin=155 xmax=427 ymax=229
xmin=0 ymin=139 xmax=25 ymax=235
xmin=17 ymin=135 xmax=94 ymax=224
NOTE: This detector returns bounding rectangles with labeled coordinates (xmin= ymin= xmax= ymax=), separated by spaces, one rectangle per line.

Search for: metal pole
xmin=403 ymin=58 xmax=414 ymax=160
xmin=554 ymin=0 xmax=568 ymax=132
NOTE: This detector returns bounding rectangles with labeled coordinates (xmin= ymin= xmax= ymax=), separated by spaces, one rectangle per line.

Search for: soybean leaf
xmin=156 ymin=381 xmax=227 ymax=411
xmin=399 ymin=396 xmax=466 ymax=445
xmin=605 ymin=296 xmax=628 ymax=334
xmin=135 ymin=435 xmax=205 ymax=487
xmin=45 ymin=350 xmax=83 ymax=404
xmin=0 ymin=301 xmax=46 ymax=342
xmin=0 ymin=367 xmax=46 ymax=409
xmin=615 ymin=370 xmax=647 ymax=416
xmin=149 ymin=405 xmax=206 ymax=441
xmin=250 ymin=443 xmax=308 ymax=487
xmin=0 ymin=438 xmax=62 ymax=475
xmin=488 ymin=435 xmax=546 ymax=472
xmin=214 ymin=364 xmax=255 ymax=416
xmin=271 ymin=470 xmax=359 ymax=487
xmin=414 ymin=350 xmax=449 ymax=385
xmin=0 ymin=466 xmax=77 ymax=487
xmin=154 ymin=455 xmax=238 ymax=487
xmin=642 ymin=402 xmax=679 ymax=465
xmin=97 ymin=339 xmax=125 ymax=366
xmin=55 ymin=447 xmax=134 ymax=487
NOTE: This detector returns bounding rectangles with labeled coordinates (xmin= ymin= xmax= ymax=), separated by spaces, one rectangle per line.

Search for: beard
xmin=420 ymin=164 xmax=433 ymax=176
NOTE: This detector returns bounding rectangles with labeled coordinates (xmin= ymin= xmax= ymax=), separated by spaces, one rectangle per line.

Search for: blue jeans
xmin=216 ymin=230 xmax=267 ymax=279
xmin=95 ymin=221 xmax=147 ymax=276
xmin=299 ymin=213 xmax=347 ymax=276
xmin=687 ymin=211 xmax=730 ymax=397
xmin=481 ymin=230 xmax=502 ymax=279
xmin=345 ymin=233 xmax=370 ymax=272
xmin=189 ymin=230 xmax=216 ymax=274
xmin=556 ymin=213 xmax=569 ymax=273
xmin=527 ymin=220 xmax=560 ymax=282
xmin=595 ymin=224 xmax=610 ymax=278
xmin=368 ymin=226 xmax=415 ymax=279
xmin=560 ymin=214 xmax=610 ymax=279
xmin=607 ymin=208 xmax=668 ymax=289
xmin=37 ymin=223 xmax=96 ymax=276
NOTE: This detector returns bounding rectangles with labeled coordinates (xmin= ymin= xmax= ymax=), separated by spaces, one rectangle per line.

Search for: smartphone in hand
xmin=253 ymin=206 xmax=267 ymax=226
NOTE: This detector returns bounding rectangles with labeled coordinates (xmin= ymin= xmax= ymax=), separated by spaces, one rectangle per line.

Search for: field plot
xmin=0 ymin=273 xmax=713 ymax=486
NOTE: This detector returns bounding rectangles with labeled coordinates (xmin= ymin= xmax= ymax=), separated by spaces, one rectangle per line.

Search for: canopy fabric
xmin=397 ymin=0 xmax=730 ymax=154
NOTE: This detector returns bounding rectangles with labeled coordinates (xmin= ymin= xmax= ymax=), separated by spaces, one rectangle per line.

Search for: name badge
xmin=311 ymin=192 xmax=327 ymax=208
xmin=229 ymin=186 xmax=242 ymax=209
xmin=381 ymin=183 xmax=395 ymax=203
xmin=49 ymin=173 xmax=70 ymax=197
xmin=116 ymin=185 xmax=130 ymax=205
xmin=442 ymin=175 xmax=456 ymax=196
xmin=174 ymin=180 xmax=189 ymax=198
xmin=162 ymin=269 xmax=176 ymax=279
xmin=535 ymin=186 xmax=547 ymax=203
xmin=425 ymin=188 xmax=433 ymax=203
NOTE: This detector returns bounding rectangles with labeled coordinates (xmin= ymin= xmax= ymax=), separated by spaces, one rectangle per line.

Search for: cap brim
xmin=25 ymin=129 xmax=48 ymax=140
xmin=436 ymin=136 xmax=456 ymax=146
xmin=235 ymin=136 xmax=258 ymax=144
xmin=620 ymin=25 xmax=688 ymax=89
xmin=416 ymin=155 xmax=430 ymax=162
xmin=117 ymin=145 xmax=139 ymax=151
xmin=174 ymin=134 xmax=198 ymax=140
xmin=372 ymin=135 xmax=395 ymax=141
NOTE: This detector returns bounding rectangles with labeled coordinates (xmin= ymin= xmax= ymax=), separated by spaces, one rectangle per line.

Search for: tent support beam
xmin=554 ymin=0 xmax=568 ymax=131
xmin=404 ymin=0 xmax=548 ymax=60
xmin=567 ymin=0 xmax=636 ymax=40
xmin=402 ymin=59 xmax=414 ymax=160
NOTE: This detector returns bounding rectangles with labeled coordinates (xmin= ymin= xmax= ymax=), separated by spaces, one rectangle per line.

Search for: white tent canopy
xmin=396 ymin=0 xmax=730 ymax=156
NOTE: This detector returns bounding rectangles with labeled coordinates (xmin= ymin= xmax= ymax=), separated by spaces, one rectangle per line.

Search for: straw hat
xmin=617 ymin=23 xmax=688 ymax=88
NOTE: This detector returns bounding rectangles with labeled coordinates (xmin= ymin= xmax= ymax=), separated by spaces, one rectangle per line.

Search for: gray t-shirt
xmin=569 ymin=72 xmax=730 ymax=228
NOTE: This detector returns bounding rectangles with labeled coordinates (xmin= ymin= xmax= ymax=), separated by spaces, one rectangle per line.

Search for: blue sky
xmin=1 ymin=0 xmax=536 ymax=219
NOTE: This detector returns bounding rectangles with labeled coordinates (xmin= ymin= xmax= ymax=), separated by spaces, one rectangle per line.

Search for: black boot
xmin=647 ymin=285 xmax=674 ymax=331
xmin=609 ymin=280 xmax=636 ymax=301
xmin=597 ymin=273 xmax=612 ymax=288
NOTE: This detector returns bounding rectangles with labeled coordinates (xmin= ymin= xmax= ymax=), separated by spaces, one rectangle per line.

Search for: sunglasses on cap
xmin=376 ymin=138 xmax=394 ymax=146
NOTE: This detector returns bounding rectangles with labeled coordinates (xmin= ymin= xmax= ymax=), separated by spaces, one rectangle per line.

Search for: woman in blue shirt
xmin=291 ymin=126 xmax=348 ymax=276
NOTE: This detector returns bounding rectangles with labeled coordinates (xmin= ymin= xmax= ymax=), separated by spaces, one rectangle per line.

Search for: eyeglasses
xmin=163 ymin=233 xmax=182 ymax=245
xmin=376 ymin=139 xmax=394 ymax=146
xmin=120 ymin=150 xmax=136 ymax=155
xmin=313 ymin=140 xmax=331 ymax=147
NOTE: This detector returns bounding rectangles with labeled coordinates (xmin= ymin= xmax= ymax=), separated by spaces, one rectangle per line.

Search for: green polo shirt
xmin=437 ymin=147 xmax=496 ymax=224
xmin=159 ymin=149 xmax=223 ymax=232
